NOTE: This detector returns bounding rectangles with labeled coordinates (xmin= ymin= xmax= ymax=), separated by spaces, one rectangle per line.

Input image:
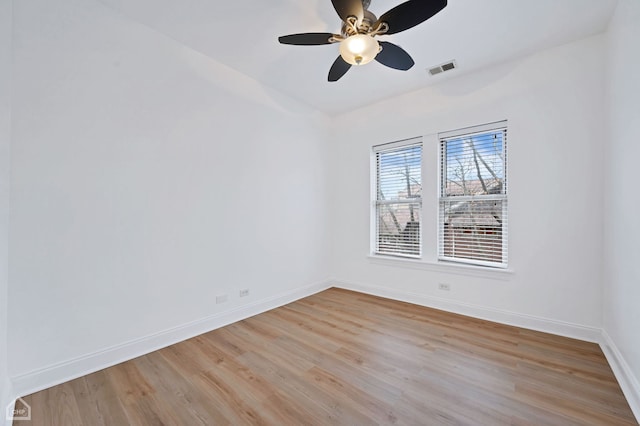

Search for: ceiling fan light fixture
xmin=278 ymin=0 xmax=448 ymax=81
xmin=339 ymin=34 xmax=379 ymax=66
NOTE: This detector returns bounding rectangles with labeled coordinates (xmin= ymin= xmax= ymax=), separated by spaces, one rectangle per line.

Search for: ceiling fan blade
xmin=328 ymin=56 xmax=352 ymax=82
xmin=375 ymin=41 xmax=415 ymax=70
xmin=278 ymin=33 xmax=338 ymax=45
xmin=376 ymin=0 xmax=447 ymax=35
xmin=331 ymin=0 xmax=364 ymax=24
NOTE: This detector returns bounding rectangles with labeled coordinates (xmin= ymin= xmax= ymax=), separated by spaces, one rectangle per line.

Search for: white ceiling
xmin=98 ymin=0 xmax=617 ymax=115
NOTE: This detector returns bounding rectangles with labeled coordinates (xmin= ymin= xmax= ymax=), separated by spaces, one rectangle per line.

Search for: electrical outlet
xmin=239 ymin=289 xmax=249 ymax=297
xmin=215 ymin=294 xmax=228 ymax=304
xmin=438 ymin=283 xmax=451 ymax=291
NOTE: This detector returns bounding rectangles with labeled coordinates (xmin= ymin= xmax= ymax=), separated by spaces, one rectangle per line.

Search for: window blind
xmin=374 ymin=140 xmax=422 ymax=258
xmin=438 ymin=122 xmax=507 ymax=267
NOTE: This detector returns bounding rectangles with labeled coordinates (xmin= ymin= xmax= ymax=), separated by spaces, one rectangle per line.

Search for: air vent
xmin=428 ymin=60 xmax=457 ymax=76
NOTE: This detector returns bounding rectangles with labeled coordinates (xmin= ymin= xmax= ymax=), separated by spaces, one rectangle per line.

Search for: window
xmin=373 ymin=139 xmax=422 ymax=258
xmin=439 ymin=121 xmax=508 ymax=267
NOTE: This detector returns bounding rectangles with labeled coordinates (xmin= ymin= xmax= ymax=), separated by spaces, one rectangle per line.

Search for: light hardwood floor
xmin=17 ymin=288 xmax=637 ymax=425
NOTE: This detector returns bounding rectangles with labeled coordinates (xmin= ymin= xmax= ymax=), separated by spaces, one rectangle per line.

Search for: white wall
xmin=603 ymin=0 xmax=640 ymax=416
xmin=1 ymin=0 xmax=13 ymax=416
xmin=8 ymin=0 xmax=330 ymax=388
xmin=330 ymin=35 xmax=606 ymax=339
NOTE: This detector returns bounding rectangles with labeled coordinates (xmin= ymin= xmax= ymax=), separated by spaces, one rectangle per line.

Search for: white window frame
xmin=371 ymin=138 xmax=423 ymax=259
xmin=438 ymin=121 xmax=508 ymax=268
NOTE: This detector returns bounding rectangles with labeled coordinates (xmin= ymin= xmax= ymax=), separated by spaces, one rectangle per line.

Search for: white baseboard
xmin=11 ymin=280 xmax=332 ymax=398
xmin=332 ymin=279 xmax=602 ymax=343
xmin=600 ymin=330 xmax=640 ymax=422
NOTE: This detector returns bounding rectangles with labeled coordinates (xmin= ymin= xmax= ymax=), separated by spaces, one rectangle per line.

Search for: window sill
xmin=367 ymin=255 xmax=514 ymax=280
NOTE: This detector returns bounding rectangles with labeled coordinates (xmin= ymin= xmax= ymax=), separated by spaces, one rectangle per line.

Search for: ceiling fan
xmin=278 ymin=0 xmax=447 ymax=82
